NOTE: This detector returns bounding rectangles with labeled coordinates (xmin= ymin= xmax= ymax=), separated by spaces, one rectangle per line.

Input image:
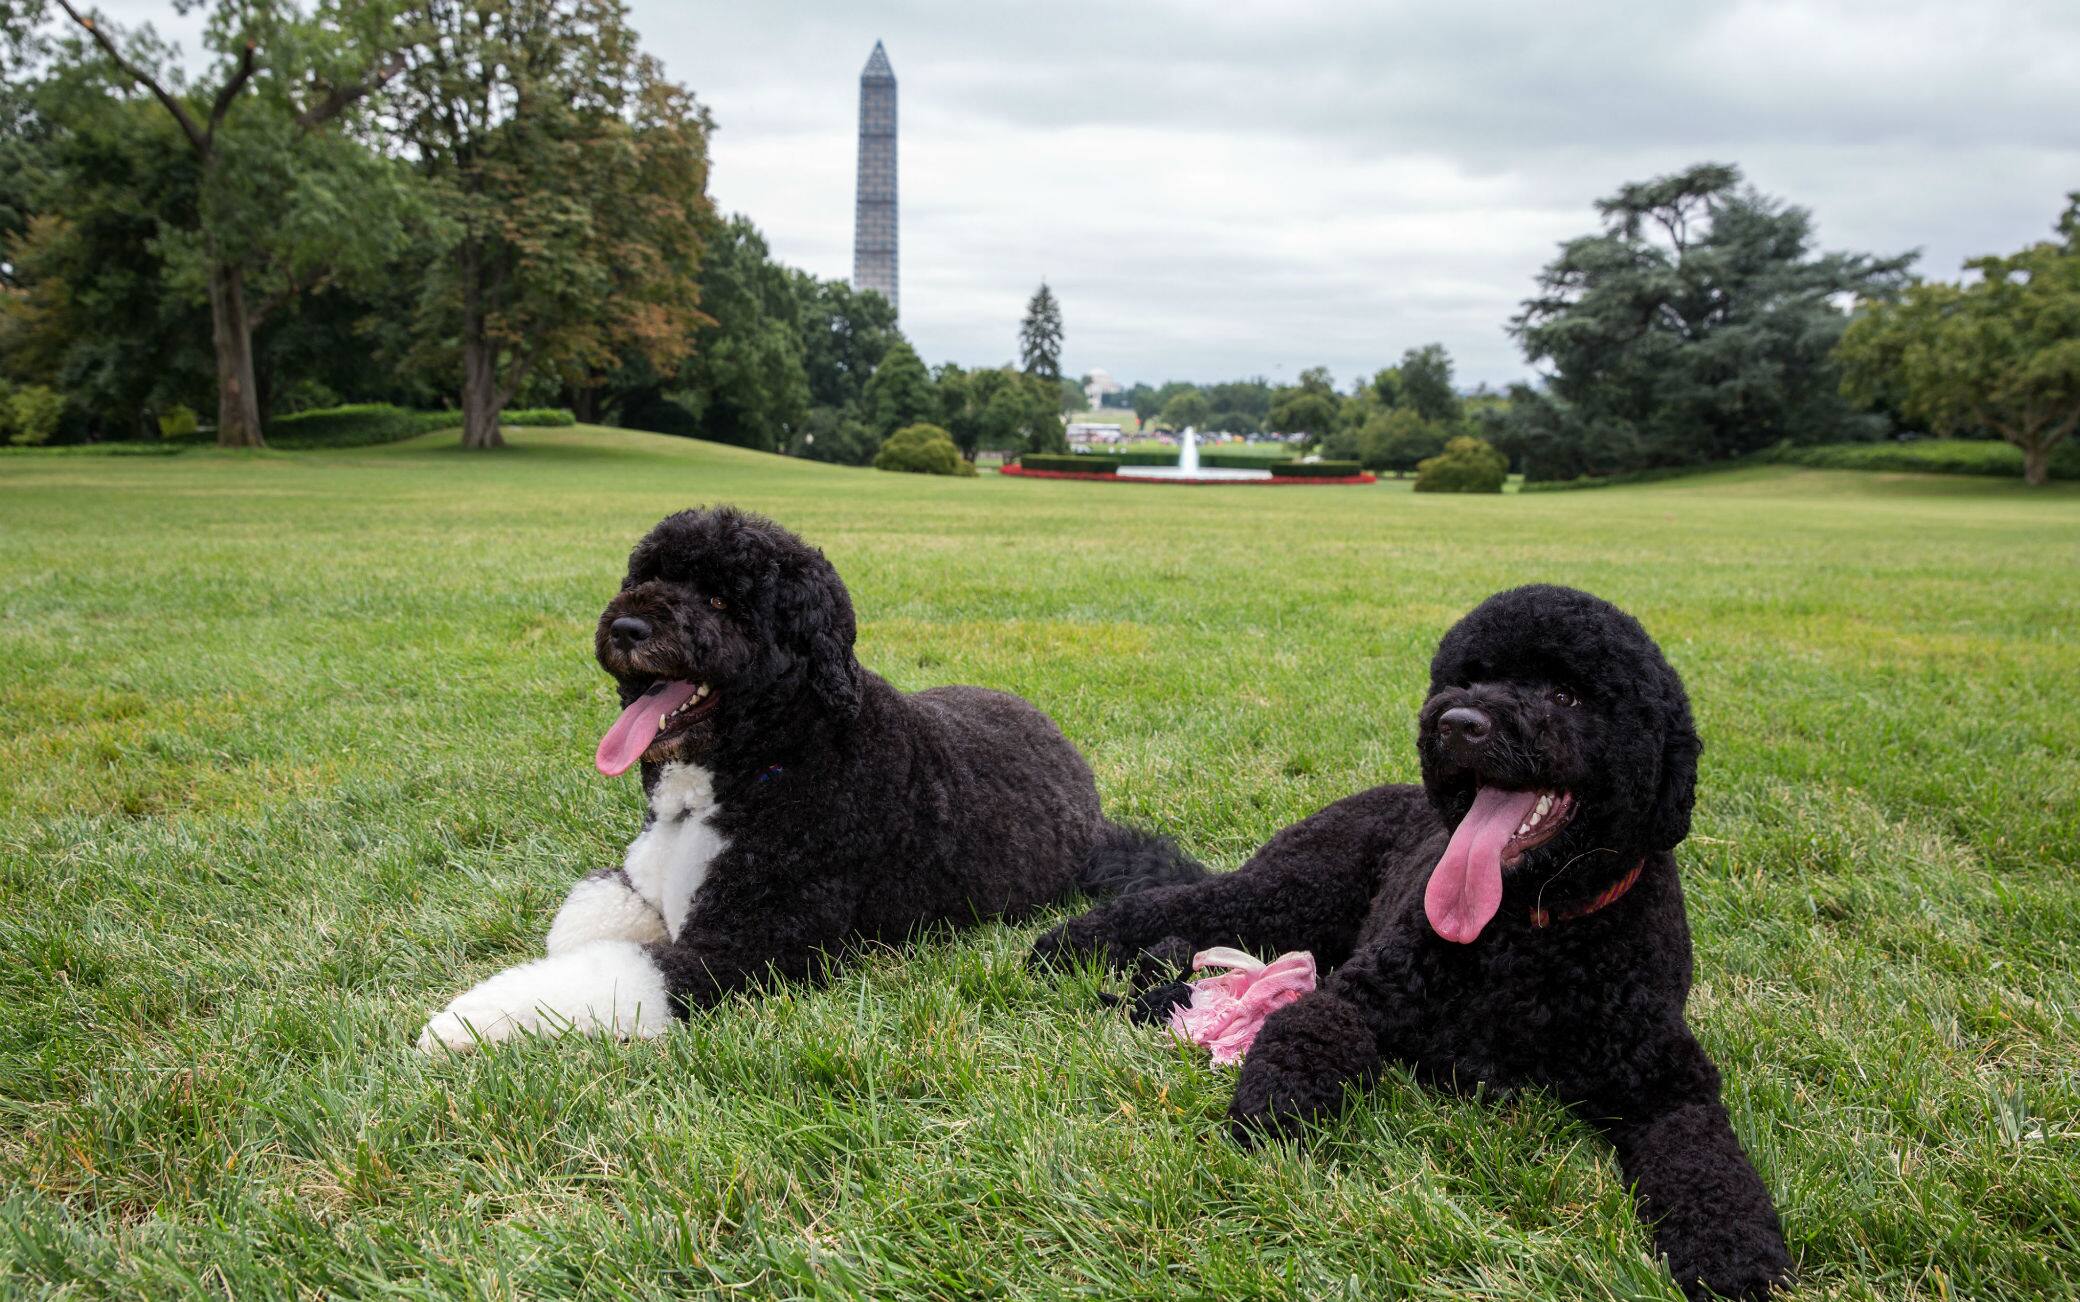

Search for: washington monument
xmin=853 ymin=41 xmax=898 ymax=315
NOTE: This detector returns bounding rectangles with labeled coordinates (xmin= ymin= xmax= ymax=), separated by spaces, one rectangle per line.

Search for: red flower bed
xmin=997 ymin=465 xmax=1376 ymax=486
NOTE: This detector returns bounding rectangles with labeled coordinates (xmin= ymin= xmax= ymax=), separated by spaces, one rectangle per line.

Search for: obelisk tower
xmin=853 ymin=41 xmax=898 ymax=315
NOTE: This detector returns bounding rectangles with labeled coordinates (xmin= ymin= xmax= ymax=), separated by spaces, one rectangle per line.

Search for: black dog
xmin=1034 ymin=586 xmax=1791 ymax=1300
xmin=419 ymin=506 xmax=1192 ymax=1052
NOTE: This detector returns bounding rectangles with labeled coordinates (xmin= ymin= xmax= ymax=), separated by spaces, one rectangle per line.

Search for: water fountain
xmin=1117 ymin=428 xmax=1272 ymax=482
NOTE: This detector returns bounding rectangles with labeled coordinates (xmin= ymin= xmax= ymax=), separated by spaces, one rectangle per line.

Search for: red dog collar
xmin=1530 ymin=859 xmax=1644 ymax=929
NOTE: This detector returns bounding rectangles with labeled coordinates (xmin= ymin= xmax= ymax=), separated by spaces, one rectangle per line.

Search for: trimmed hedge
xmin=1022 ymin=454 xmax=1118 ymax=474
xmin=267 ymin=403 xmax=575 ymax=449
xmin=1201 ymin=450 xmax=1294 ymax=469
xmin=1113 ymin=449 xmax=1180 ymax=467
xmin=504 ymin=407 xmax=577 ymax=428
xmin=1270 ymin=460 xmax=1363 ymax=478
xmin=1519 ymin=465 xmax=1712 ymax=492
xmin=1760 ymin=438 xmax=2079 ymax=480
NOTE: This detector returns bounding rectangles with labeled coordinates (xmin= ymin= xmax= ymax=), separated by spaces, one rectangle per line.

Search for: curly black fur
xmin=1034 ymin=585 xmax=1791 ymax=1300
xmin=597 ymin=506 xmax=1196 ymax=1009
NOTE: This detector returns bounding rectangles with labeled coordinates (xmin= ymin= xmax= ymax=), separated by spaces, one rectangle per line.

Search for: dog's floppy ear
xmin=777 ymin=546 xmax=862 ymax=719
xmin=1649 ymin=677 xmax=1702 ymax=852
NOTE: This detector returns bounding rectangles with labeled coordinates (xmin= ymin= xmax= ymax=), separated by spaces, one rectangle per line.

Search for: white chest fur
xmin=622 ymin=762 xmax=728 ymax=940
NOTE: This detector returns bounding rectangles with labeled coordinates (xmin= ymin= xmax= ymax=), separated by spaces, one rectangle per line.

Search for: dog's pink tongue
xmin=595 ymin=680 xmax=700 ymax=776
xmin=1425 ymin=786 xmax=1542 ymax=944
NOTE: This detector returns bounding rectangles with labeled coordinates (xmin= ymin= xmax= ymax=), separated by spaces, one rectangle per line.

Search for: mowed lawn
xmin=2 ymin=427 xmax=2076 ymax=1299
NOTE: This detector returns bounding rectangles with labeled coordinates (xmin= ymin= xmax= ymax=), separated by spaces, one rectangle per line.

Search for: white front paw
xmin=416 ymin=1007 xmax=502 ymax=1055
xmin=412 ymin=940 xmax=673 ymax=1055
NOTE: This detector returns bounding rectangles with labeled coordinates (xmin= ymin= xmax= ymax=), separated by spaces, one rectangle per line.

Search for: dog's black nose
xmin=608 ymin=616 xmax=652 ymax=649
xmin=1437 ymin=705 xmax=1492 ymax=761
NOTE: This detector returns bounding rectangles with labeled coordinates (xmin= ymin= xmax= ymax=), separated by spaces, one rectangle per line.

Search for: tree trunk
xmin=2022 ymin=442 xmax=2049 ymax=487
xmin=458 ymin=259 xmax=505 ymax=450
xmin=461 ymin=336 xmax=505 ymax=450
xmin=207 ymin=258 xmax=265 ymax=448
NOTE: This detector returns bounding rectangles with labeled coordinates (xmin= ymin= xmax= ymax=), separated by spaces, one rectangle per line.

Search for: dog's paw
xmin=1226 ymin=1065 xmax=1323 ymax=1148
xmin=415 ymin=1008 xmax=501 ymax=1056
xmin=1670 ymin=1242 xmax=1794 ymax=1301
xmin=1029 ymin=916 xmax=1126 ymax=971
xmin=412 ymin=941 xmax=674 ymax=1055
xmin=1223 ymin=993 xmax=1376 ymax=1145
xmin=1128 ymin=979 xmax=1194 ymax=1026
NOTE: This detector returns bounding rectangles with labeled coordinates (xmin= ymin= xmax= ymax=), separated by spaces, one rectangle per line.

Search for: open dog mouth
xmin=1424 ymin=786 xmax=1577 ymax=945
xmin=1502 ymin=790 xmax=1574 ymax=865
xmin=594 ymin=679 xmax=719 ymax=776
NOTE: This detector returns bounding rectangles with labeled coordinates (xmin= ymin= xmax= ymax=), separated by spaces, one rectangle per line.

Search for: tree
xmin=1360 ymin=406 xmax=1447 ymax=474
xmin=1126 ymin=381 xmax=1158 ymax=429
xmin=1414 ymin=434 xmax=1507 ymax=493
xmin=935 ymin=363 xmax=1056 ymax=458
xmin=1159 ymin=389 xmax=1211 ymax=431
xmin=663 ymin=216 xmax=805 ymax=452
xmin=862 ymin=337 xmax=935 ymax=438
xmin=792 ymin=272 xmax=896 ymax=412
xmin=1018 ymin=281 xmax=1062 ymax=382
xmin=1501 ymin=162 xmax=1914 ymax=480
xmin=389 ymin=0 xmax=712 ymax=449
xmin=946 ymin=365 xmax=1064 ymax=454
xmin=1368 ymin=365 xmax=1401 ymax=409
xmin=0 ymin=98 xmax=214 ymax=440
xmin=1397 ymin=343 xmax=1462 ymax=424
xmin=50 ymin=0 xmax=411 ymax=447
xmin=1267 ymin=365 xmax=1339 ymax=438
xmin=1838 ymin=198 xmax=2080 ymax=486
xmin=1207 ymin=377 xmax=1272 ymax=427
xmin=792 ymin=403 xmax=877 ymax=466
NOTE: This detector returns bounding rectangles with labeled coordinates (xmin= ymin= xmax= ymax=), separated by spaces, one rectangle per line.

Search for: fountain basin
xmin=1118 ymin=465 xmax=1272 ymax=482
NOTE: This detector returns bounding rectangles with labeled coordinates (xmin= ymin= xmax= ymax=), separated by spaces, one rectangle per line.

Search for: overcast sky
xmin=85 ymin=0 xmax=2080 ymax=389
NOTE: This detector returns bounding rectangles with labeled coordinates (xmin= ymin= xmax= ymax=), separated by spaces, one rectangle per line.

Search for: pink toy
xmin=1167 ymin=947 xmax=1318 ymax=1065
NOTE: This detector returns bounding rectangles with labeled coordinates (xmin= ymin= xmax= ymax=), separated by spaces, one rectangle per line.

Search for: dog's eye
xmin=1550 ymin=688 xmax=1577 ymax=707
xmin=708 ymin=596 xmax=728 ymax=611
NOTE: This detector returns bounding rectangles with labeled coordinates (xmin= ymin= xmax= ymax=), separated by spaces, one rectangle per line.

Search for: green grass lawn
xmin=3 ymin=427 xmax=2076 ymax=1298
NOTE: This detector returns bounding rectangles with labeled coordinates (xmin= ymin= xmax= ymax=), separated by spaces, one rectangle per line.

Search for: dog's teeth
xmin=1536 ymin=794 xmax=1553 ymax=815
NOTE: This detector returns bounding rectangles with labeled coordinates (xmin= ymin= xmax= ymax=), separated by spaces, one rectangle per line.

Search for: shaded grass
xmin=1 ymin=428 xmax=2076 ymax=1298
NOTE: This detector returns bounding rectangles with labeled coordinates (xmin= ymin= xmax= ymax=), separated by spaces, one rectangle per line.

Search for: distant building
xmin=1067 ymin=422 xmax=1125 ymax=445
xmin=853 ymin=41 xmax=898 ymax=315
xmin=1083 ymin=368 xmax=1121 ymax=411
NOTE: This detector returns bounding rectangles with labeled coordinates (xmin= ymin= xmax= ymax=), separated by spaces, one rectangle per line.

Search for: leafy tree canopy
xmin=1499 ymin=162 xmax=1914 ymax=481
xmin=1838 ymin=195 xmax=2080 ymax=486
xmin=1268 ymin=365 xmax=1339 ymax=437
xmin=1159 ymin=389 xmax=1211 ymax=431
xmin=862 ymin=337 xmax=936 ymax=438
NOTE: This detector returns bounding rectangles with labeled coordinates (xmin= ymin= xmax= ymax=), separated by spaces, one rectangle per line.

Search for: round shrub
xmin=874 ymin=423 xmax=975 ymax=477
xmin=1414 ymin=436 xmax=1508 ymax=493
xmin=4 ymin=384 xmax=65 ymax=447
xmin=157 ymin=404 xmax=200 ymax=440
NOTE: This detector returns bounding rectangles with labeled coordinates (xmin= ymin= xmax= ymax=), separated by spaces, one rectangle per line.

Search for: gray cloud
xmin=78 ymin=0 xmax=2080 ymax=388
xmin=660 ymin=0 xmax=2078 ymax=388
